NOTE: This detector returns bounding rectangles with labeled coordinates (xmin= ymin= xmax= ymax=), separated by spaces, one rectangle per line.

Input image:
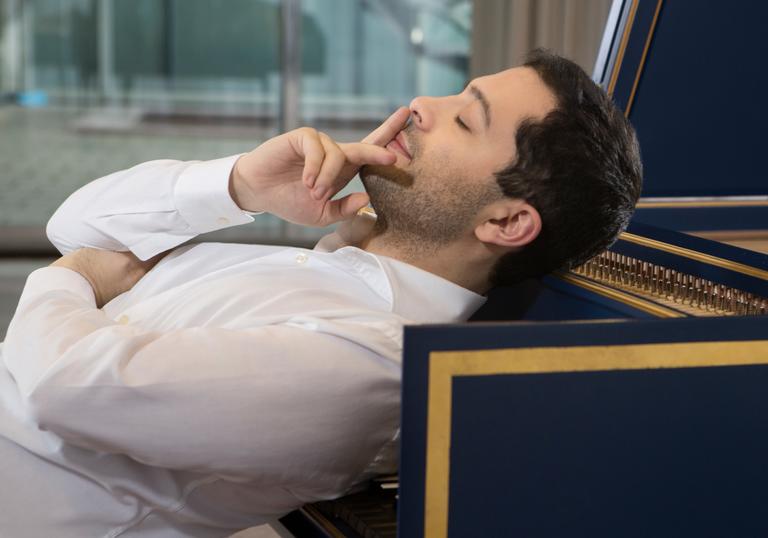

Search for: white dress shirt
xmin=0 ymin=155 xmax=485 ymax=537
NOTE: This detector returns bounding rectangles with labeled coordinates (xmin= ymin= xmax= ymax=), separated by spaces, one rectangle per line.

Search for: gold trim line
xmin=620 ymin=232 xmax=768 ymax=280
xmin=637 ymin=200 xmax=768 ymax=208
xmin=607 ymin=0 xmax=639 ymax=97
xmin=424 ymin=339 xmax=768 ymax=538
xmin=626 ymin=0 xmax=663 ymax=115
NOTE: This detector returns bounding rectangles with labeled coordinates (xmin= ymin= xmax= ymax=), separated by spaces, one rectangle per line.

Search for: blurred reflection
xmin=0 ymin=0 xmax=471 ymax=251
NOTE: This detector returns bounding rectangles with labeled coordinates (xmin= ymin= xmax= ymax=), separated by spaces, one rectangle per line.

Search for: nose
xmin=409 ymin=96 xmax=433 ymax=131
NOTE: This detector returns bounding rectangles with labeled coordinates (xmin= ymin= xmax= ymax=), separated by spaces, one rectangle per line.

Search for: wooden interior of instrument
xmin=687 ymin=230 xmax=768 ymax=255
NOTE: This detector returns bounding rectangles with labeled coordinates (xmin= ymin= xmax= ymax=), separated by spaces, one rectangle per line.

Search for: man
xmin=0 ymin=51 xmax=641 ymax=536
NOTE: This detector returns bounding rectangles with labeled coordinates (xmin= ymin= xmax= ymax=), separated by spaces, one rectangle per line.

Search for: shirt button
xmin=216 ymin=216 xmax=230 ymax=226
xmin=295 ymin=253 xmax=309 ymax=264
xmin=117 ymin=315 xmax=130 ymax=325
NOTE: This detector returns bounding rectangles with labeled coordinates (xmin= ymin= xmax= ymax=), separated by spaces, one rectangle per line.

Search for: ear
xmin=474 ymin=200 xmax=541 ymax=249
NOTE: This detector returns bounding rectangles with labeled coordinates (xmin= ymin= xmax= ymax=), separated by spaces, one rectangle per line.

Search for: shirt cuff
xmin=173 ymin=154 xmax=257 ymax=234
xmin=21 ymin=267 xmax=96 ymax=306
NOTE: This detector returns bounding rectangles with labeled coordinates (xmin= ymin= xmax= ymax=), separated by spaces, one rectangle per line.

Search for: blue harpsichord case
xmin=592 ymin=0 xmax=768 ymax=240
xmin=397 ymin=1 xmax=768 ymax=537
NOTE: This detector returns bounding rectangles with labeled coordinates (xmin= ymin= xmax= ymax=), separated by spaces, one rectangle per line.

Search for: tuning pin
xmin=704 ymin=281 xmax=711 ymax=309
xmin=608 ymin=253 xmax=615 ymax=282
xmin=631 ymin=258 xmax=639 ymax=287
xmin=715 ymin=285 xmax=724 ymax=313
xmin=748 ymin=294 xmax=757 ymax=316
xmin=696 ymin=279 xmax=703 ymax=308
xmin=616 ymin=254 xmax=627 ymax=284
xmin=673 ymin=273 xmax=681 ymax=302
xmin=641 ymin=262 xmax=649 ymax=290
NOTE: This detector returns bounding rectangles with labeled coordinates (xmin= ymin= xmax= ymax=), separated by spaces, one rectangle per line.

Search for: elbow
xmin=24 ymin=383 xmax=57 ymax=432
xmin=25 ymin=384 xmax=79 ymax=442
xmin=46 ymin=211 xmax=72 ymax=255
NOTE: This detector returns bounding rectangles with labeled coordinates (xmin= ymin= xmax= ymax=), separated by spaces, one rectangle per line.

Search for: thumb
xmin=322 ymin=192 xmax=370 ymax=224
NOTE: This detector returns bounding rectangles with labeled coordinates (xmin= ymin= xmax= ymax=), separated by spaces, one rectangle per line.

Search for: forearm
xmin=47 ymin=156 xmax=254 ymax=260
xmin=3 ymin=267 xmax=399 ymax=482
xmin=50 ymin=248 xmax=164 ymax=307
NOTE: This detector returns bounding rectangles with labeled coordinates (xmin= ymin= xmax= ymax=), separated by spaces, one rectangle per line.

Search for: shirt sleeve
xmin=46 ymin=155 xmax=257 ymax=261
xmin=2 ymin=267 xmax=401 ymax=491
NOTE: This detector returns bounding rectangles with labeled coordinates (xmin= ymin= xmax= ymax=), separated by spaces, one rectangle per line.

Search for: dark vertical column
xmin=161 ymin=0 xmax=174 ymax=82
xmin=280 ymin=0 xmax=302 ymax=133
xmin=353 ymin=1 xmax=363 ymax=96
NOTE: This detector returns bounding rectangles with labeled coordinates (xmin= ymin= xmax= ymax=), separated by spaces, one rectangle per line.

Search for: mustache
xmin=399 ymin=121 xmax=419 ymax=159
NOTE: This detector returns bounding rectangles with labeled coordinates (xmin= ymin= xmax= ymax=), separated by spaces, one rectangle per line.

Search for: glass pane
xmin=1 ymin=0 xmax=283 ymax=251
xmin=300 ymin=0 xmax=471 ymax=129
xmin=0 ymin=0 xmax=472 ymax=251
xmin=289 ymin=0 xmax=472 ymax=243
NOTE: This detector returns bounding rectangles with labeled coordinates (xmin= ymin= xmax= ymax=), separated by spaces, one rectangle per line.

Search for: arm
xmin=47 ymin=107 xmax=409 ymax=261
xmin=46 ymin=156 xmax=255 ymax=261
xmin=3 ymin=266 xmax=400 ymax=485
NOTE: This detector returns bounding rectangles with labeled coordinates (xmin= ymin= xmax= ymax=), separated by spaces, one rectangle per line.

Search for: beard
xmin=360 ymin=137 xmax=501 ymax=249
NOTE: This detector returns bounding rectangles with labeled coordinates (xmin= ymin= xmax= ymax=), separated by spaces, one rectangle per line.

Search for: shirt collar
xmin=314 ymin=212 xmax=486 ymax=324
xmin=375 ymin=254 xmax=486 ymax=323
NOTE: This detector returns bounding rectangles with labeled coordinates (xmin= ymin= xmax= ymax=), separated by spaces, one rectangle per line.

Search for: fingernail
xmin=314 ymin=186 xmax=326 ymax=199
xmin=305 ymin=174 xmax=315 ymax=187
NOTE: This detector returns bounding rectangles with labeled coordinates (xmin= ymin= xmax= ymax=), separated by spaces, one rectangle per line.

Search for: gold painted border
xmin=558 ymin=272 xmax=685 ymax=318
xmin=620 ymin=232 xmax=768 ymax=280
xmin=625 ymin=0 xmax=663 ymax=115
xmin=637 ymin=200 xmax=768 ymax=208
xmin=423 ymin=339 xmax=768 ymax=538
xmin=607 ymin=0 xmax=639 ymax=97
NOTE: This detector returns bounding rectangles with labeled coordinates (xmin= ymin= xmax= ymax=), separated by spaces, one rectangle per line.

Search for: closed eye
xmin=455 ymin=116 xmax=470 ymax=132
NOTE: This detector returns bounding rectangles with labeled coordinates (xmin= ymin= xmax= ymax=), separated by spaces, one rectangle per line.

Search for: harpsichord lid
xmin=594 ymin=0 xmax=768 ymax=203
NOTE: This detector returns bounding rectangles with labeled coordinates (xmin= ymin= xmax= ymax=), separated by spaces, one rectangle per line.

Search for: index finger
xmin=361 ymin=106 xmax=410 ymax=146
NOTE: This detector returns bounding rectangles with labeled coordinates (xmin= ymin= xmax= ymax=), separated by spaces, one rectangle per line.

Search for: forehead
xmin=475 ymin=66 xmax=557 ymax=134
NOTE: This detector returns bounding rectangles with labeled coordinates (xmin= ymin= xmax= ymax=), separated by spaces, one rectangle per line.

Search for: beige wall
xmin=470 ymin=0 xmax=613 ymax=78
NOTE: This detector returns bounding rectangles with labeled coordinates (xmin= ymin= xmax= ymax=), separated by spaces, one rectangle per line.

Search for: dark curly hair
xmin=490 ymin=49 xmax=642 ymax=287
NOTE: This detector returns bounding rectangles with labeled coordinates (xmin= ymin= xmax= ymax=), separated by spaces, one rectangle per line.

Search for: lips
xmin=388 ymin=131 xmax=412 ymax=160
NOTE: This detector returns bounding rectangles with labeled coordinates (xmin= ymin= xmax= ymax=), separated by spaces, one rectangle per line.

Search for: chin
xmin=360 ymin=163 xmax=415 ymax=189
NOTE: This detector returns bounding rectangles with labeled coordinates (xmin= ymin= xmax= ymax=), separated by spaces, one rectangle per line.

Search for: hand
xmin=229 ymin=107 xmax=410 ymax=227
xmin=51 ymin=248 xmax=166 ymax=308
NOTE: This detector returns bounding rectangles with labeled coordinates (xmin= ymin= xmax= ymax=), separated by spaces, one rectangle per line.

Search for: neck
xmin=360 ymin=224 xmax=492 ymax=295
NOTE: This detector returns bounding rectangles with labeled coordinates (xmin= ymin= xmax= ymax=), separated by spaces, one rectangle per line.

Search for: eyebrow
xmin=469 ymin=85 xmax=491 ymax=129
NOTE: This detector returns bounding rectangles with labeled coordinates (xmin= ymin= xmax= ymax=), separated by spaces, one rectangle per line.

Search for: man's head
xmin=361 ymin=49 xmax=642 ymax=290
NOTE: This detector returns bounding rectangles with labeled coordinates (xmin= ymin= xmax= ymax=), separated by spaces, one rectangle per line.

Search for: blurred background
xmin=0 ymin=0 xmax=612 ymax=335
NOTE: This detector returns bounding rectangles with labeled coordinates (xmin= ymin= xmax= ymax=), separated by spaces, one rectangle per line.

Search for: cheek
xmin=418 ymin=145 xmax=467 ymax=178
xmin=414 ymin=136 xmax=504 ymax=183
xmin=485 ymin=142 xmax=516 ymax=175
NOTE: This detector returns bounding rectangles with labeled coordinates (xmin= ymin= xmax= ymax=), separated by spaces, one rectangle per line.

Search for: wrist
xmin=229 ymin=157 xmax=262 ymax=213
xmin=51 ymin=254 xmax=105 ymax=306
